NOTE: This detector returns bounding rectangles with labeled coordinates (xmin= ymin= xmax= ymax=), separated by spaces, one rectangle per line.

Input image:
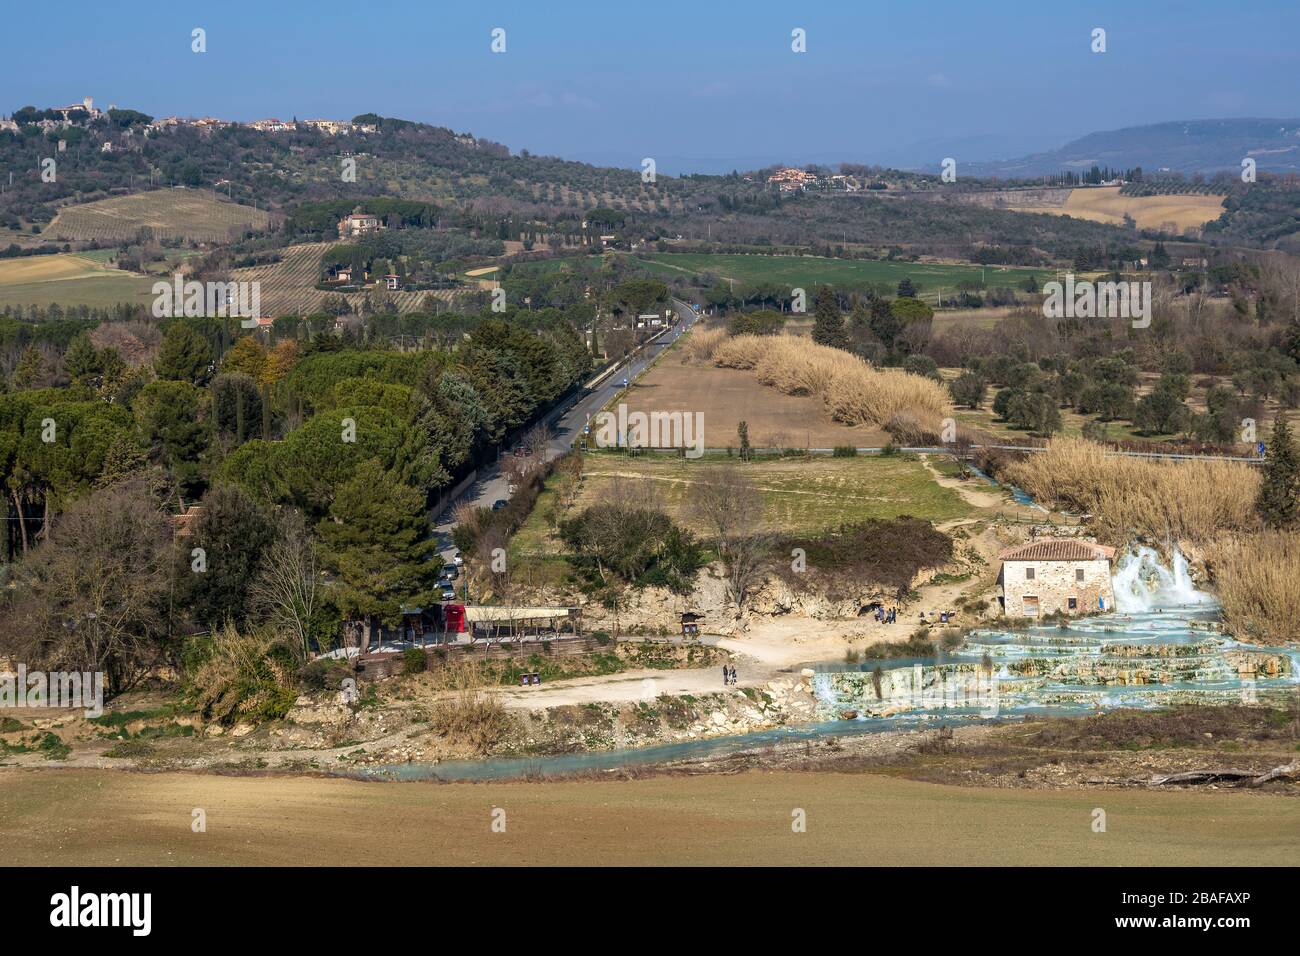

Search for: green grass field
xmin=640 ymin=253 xmax=1054 ymax=302
xmin=0 ymin=254 xmax=157 ymax=309
xmin=512 ymin=454 xmax=975 ymax=560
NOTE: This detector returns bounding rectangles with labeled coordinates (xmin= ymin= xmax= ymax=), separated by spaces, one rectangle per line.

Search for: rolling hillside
xmin=49 ymin=189 xmax=272 ymax=244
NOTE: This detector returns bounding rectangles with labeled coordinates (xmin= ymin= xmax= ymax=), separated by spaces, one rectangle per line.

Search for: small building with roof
xmin=997 ymin=539 xmax=1116 ymax=618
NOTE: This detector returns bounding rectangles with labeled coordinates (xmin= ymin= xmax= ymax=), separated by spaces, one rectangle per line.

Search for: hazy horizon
xmin=5 ymin=0 xmax=1299 ymax=175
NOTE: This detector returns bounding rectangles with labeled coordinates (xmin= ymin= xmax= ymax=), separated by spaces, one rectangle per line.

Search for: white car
xmin=452 ymin=552 xmax=464 ymax=567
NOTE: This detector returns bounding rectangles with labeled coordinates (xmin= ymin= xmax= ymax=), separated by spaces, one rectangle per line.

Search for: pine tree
xmin=63 ymin=334 xmax=101 ymax=383
xmin=155 ymin=323 xmax=213 ymax=383
xmin=13 ymin=345 xmax=47 ymax=390
xmin=811 ymin=287 xmax=848 ymax=350
xmin=319 ymin=459 xmax=440 ymax=648
xmin=1256 ymin=419 xmax=1299 ymax=530
xmin=93 ymin=436 xmax=148 ymax=489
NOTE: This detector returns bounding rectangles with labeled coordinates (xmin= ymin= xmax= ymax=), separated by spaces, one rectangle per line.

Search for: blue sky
xmin=4 ymin=0 xmax=1298 ymax=173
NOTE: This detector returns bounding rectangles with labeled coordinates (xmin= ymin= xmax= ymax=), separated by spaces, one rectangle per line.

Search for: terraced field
xmin=232 ymin=242 xmax=462 ymax=316
xmin=49 ymin=189 xmax=272 ymax=244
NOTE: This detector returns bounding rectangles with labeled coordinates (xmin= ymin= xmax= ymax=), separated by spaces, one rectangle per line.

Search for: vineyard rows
xmin=232 ymin=242 xmax=463 ymax=316
xmin=50 ymin=189 xmax=272 ymax=244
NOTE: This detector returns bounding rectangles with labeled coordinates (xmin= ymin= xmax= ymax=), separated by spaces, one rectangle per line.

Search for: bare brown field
xmin=625 ymin=362 xmax=890 ymax=448
xmin=1019 ymin=186 xmax=1225 ymax=233
xmin=49 ymin=189 xmax=271 ymax=244
xmin=232 ymin=242 xmax=461 ymax=316
xmin=2 ymin=768 xmax=1292 ymax=866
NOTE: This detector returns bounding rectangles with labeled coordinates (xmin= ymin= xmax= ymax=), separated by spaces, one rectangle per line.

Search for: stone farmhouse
xmin=998 ymin=539 xmax=1116 ymax=618
xmin=338 ymin=211 xmax=383 ymax=239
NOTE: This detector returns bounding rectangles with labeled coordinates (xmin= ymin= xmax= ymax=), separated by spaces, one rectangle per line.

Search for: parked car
xmin=492 ymin=499 xmax=508 ymax=511
xmin=452 ymin=552 xmax=464 ymax=567
xmin=440 ymin=586 xmax=457 ymax=601
xmin=441 ymin=564 xmax=459 ymax=581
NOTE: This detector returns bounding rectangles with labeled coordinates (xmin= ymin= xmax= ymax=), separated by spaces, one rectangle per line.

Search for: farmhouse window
xmin=1068 ymin=597 xmax=1078 ymax=610
xmin=1022 ymin=596 xmax=1040 ymax=616
xmin=1076 ymin=568 xmax=1085 ymax=582
xmin=1025 ymin=567 xmax=1035 ymax=580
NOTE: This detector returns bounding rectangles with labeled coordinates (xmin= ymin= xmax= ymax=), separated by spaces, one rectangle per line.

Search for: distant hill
xmin=963 ymin=119 xmax=1300 ymax=178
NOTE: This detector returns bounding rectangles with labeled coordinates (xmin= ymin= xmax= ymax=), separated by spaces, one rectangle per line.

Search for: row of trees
xmin=0 ymin=299 xmax=597 ymax=700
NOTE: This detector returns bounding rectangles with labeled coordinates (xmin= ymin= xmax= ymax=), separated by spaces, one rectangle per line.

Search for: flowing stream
xmin=360 ymin=549 xmax=1296 ymax=783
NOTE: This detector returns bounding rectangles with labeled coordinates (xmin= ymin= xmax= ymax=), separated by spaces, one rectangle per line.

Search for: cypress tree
xmin=1256 ymin=418 xmax=1299 ymax=530
xmin=811 ymin=287 xmax=848 ymax=350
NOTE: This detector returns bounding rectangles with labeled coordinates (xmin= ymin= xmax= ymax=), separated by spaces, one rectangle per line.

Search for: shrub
xmin=431 ymin=690 xmax=512 ymax=754
xmin=104 ymin=738 xmax=156 ymax=759
xmin=402 ymin=647 xmax=428 ymax=675
xmin=185 ymin=624 xmax=299 ymax=726
xmin=832 ymin=445 xmax=858 ymax=457
xmin=299 ymin=657 xmax=353 ymax=692
xmin=776 ymin=517 xmax=952 ymax=595
xmin=949 ymin=371 xmax=986 ymax=409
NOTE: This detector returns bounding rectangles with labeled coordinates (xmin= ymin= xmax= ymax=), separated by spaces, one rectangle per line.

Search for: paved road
xmin=432 ymin=299 xmax=700 ymax=564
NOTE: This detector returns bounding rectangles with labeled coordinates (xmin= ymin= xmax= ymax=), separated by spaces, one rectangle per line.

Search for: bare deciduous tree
xmin=249 ymin=508 xmax=319 ymax=661
xmin=688 ymin=467 xmax=770 ymax=615
xmin=524 ymin=421 xmax=554 ymax=460
xmin=0 ymin=480 xmax=172 ymax=697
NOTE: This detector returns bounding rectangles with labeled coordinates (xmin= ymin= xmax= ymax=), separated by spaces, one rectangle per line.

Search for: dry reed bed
xmin=678 ymin=326 xmax=729 ymax=363
xmin=1003 ymin=438 xmax=1261 ymax=545
xmin=1207 ymin=532 xmax=1300 ymax=646
xmin=707 ymin=334 xmax=951 ymax=433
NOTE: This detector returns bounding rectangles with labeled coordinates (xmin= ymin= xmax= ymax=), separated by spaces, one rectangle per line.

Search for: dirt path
xmin=920 ymin=452 xmax=1019 ymax=512
xmin=3 ymin=768 xmax=1293 ymax=866
xmin=494 ymin=665 xmax=756 ymax=709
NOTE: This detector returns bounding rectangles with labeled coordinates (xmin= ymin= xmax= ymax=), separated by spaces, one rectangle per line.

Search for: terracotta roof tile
xmin=997 ymin=539 xmax=1115 ymax=562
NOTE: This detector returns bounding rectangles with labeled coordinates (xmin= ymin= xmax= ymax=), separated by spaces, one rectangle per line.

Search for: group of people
xmin=873 ymin=606 xmax=956 ymax=625
xmin=722 ymin=665 xmax=739 ymax=686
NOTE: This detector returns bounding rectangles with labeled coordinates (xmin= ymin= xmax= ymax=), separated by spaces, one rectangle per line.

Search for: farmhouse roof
xmin=171 ymin=504 xmax=205 ymax=538
xmin=998 ymin=539 xmax=1115 ymax=562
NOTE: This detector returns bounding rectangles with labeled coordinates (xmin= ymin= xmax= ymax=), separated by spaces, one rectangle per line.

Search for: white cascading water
xmin=1111 ymin=545 xmax=1214 ymax=613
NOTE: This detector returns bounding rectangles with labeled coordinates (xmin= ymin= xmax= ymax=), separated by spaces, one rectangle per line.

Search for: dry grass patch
xmin=712 ymin=334 xmax=951 ymax=435
xmin=1003 ymin=438 xmax=1260 ymax=546
xmin=678 ymin=326 xmax=728 ymax=363
xmin=1208 ymin=532 xmax=1300 ymax=646
xmin=1018 ymin=186 xmax=1226 ymax=233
